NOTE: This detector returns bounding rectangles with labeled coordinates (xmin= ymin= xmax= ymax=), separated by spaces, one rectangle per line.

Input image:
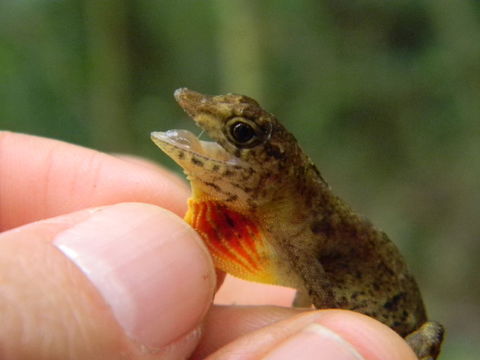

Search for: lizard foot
xmin=405 ymin=321 xmax=444 ymax=360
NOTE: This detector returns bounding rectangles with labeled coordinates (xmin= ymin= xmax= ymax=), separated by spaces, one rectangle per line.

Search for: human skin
xmin=0 ymin=132 xmax=417 ymax=360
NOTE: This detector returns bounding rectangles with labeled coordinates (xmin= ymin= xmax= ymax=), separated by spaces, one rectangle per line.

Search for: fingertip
xmin=0 ymin=132 xmax=189 ymax=230
xmin=263 ymin=322 xmax=364 ymax=360
xmin=53 ymin=203 xmax=216 ymax=349
xmin=203 ymin=310 xmax=417 ymax=360
xmin=0 ymin=203 xmax=216 ymax=359
xmin=312 ymin=310 xmax=418 ymax=360
xmin=113 ymin=153 xmax=189 ymax=192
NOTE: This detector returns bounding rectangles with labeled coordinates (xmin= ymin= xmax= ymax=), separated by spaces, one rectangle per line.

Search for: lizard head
xmin=151 ymin=89 xmax=318 ymax=285
xmin=152 ymin=88 xmax=303 ymax=207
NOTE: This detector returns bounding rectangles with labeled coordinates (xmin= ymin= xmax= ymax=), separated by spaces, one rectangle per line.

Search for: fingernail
xmin=264 ymin=323 xmax=364 ymax=360
xmin=54 ymin=203 xmax=215 ymax=349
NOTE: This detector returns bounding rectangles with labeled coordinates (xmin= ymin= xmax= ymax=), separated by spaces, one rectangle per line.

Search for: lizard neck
xmin=267 ymin=159 xmax=380 ymax=254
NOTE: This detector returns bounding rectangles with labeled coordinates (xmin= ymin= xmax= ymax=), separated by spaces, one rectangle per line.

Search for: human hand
xmin=0 ymin=132 xmax=417 ymax=359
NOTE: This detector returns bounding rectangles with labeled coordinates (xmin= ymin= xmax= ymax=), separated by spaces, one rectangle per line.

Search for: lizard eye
xmin=225 ymin=118 xmax=261 ymax=148
xmin=232 ymin=122 xmax=255 ymax=143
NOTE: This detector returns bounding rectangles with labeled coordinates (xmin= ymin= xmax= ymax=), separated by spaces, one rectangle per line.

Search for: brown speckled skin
xmin=154 ymin=88 xmax=444 ymax=359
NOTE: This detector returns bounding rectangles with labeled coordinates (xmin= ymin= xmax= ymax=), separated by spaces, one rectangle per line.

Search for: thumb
xmin=0 ymin=203 xmax=216 ymax=360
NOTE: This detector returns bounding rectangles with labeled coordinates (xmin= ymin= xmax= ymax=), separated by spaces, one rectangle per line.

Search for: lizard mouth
xmin=151 ymin=129 xmax=239 ymax=164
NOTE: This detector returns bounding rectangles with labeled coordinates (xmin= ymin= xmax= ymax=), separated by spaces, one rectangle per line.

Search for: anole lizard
xmin=151 ymin=88 xmax=444 ymax=359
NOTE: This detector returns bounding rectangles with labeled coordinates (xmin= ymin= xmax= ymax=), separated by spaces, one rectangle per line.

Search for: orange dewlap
xmin=185 ymin=199 xmax=278 ymax=284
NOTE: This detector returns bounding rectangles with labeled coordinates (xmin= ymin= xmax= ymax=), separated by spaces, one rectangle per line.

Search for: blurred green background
xmin=1 ymin=0 xmax=478 ymax=357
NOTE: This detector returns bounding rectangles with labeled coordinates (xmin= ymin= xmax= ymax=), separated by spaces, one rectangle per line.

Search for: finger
xmin=0 ymin=132 xmax=189 ymax=231
xmin=193 ymin=305 xmax=305 ymax=357
xmin=197 ymin=309 xmax=416 ymax=360
xmin=0 ymin=203 xmax=215 ymax=360
xmin=215 ymin=275 xmax=295 ymax=306
xmin=112 ymin=153 xmax=188 ymax=190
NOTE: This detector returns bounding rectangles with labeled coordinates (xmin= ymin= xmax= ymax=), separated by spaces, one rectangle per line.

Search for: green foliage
xmin=1 ymin=1 xmax=478 ymax=358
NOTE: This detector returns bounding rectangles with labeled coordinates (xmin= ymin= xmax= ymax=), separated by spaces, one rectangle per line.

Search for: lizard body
xmin=151 ymin=88 xmax=444 ymax=359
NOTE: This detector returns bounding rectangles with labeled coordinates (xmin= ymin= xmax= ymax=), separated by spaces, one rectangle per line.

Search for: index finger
xmin=0 ymin=132 xmax=189 ymax=231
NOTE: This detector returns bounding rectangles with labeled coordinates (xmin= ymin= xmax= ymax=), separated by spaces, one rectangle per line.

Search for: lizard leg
xmin=292 ymin=289 xmax=313 ymax=307
xmin=405 ymin=321 xmax=444 ymax=360
xmin=290 ymin=252 xmax=337 ymax=309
